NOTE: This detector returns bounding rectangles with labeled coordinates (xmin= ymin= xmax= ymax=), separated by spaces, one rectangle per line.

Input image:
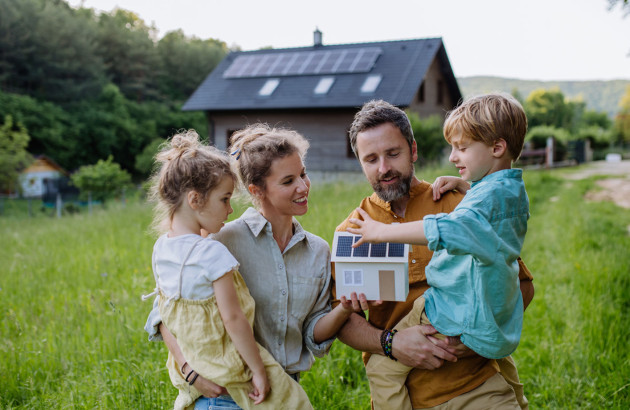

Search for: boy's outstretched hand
xmin=347 ymin=208 xmax=387 ymax=247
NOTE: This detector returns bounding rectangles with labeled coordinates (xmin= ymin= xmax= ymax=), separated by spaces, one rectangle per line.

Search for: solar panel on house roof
xmin=223 ymin=47 xmax=382 ymax=78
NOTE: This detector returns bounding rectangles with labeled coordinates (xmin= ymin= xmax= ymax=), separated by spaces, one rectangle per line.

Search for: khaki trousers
xmin=366 ymin=297 xmax=527 ymax=410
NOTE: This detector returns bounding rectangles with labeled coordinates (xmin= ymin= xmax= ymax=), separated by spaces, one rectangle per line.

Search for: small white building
xmin=332 ymin=232 xmax=409 ymax=302
xmin=19 ymin=156 xmax=66 ymax=198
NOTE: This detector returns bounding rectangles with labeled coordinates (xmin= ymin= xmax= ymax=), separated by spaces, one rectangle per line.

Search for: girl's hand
xmin=190 ymin=372 xmax=229 ymax=398
xmin=347 ymin=208 xmax=387 ymax=247
xmin=249 ymin=371 xmax=270 ymax=404
xmin=432 ymin=176 xmax=470 ymax=201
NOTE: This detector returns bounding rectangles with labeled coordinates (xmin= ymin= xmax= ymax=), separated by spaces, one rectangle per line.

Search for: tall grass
xmin=1 ymin=166 xmax=628 ymax=409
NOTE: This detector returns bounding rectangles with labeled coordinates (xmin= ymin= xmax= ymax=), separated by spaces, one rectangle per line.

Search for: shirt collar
xmin=241 ymin=207 xmax=310 ymax=248
xmin=471 ymin=168 xmax=522 ymax=188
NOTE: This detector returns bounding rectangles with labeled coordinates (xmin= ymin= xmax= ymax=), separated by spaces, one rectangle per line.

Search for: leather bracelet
xmin=180 ymin=361 xmax=188 ymax=375
xmin=185 ymin=369 xmax=195 ymax=383
xmin=189 ymin=372 xmax=199 ymax=386
xmin=380 ymin=329 xmax=398 ymax=361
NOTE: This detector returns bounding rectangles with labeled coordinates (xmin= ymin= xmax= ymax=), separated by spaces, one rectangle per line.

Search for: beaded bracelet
xmin=380 ymin=329 xmax=398 ymax=361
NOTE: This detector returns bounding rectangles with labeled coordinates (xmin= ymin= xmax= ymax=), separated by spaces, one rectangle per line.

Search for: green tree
xmin=70 ymin=155 xmax=131 ymax=203
xmin=134 ymin=138 xmax=164 ymax=176
xmin=0 ymin=115 xmax=33 ymax=193
xmin=0 ymin=0 xmax=105 ymax=102
xmin=95 ymin=8 xmax=160 ymax=102
xmin=614 ymin=85 xmax=630 ymax=142
xmin=157 ymin=30 xmax=228 ymax=101
xmin=408 ymin=113 xmax=447 ymax=164
xmin=524 ymin=88 xmax=573 ymax=130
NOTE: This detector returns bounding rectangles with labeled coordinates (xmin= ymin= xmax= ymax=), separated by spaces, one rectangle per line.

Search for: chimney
xmin=313 ymin=28 xmax=322 ymax=47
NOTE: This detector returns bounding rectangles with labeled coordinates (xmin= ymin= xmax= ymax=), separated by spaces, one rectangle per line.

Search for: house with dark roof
xmin=183 ymin=30 xmax=462 ymax=172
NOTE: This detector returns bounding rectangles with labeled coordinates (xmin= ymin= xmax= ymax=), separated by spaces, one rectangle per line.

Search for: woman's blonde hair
xmin=228 ymin=123 xmax=309 ymax=204
xmin=150 ymin=129 xmax=234 ymax=233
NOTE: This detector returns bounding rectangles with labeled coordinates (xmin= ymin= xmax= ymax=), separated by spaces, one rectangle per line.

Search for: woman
xmin=145 ymin=123 xmax=356 ymax=409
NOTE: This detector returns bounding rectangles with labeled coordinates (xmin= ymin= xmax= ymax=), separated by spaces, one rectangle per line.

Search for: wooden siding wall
xmin=407 ymin=57 xmax=457 ymax=119
xmin=207 ymin=110 xmax=362 ymax=172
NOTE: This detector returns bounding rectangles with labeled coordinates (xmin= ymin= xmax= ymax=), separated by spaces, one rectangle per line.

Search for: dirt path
xmin=562 ymin=160 xmax=630 ymax=209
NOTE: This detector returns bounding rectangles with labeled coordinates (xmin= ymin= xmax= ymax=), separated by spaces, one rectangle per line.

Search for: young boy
xmin=347 ymin=93 xmax=529 ymax=410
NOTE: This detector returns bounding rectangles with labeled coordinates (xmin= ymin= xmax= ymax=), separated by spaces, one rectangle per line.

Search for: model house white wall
xmin=332 ymin=232 xmax=409 ymax=302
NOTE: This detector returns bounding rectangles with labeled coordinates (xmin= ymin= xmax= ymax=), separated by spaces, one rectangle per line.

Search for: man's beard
xmin=372 ymin=167 xmax=413 ymax=203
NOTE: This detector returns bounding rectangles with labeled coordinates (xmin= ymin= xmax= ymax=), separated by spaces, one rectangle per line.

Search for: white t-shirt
xmin=152 ymin=234 xmax=240 ymax=300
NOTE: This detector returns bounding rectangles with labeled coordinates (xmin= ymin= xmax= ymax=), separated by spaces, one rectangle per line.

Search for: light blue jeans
xmin=193 ymin=373 xmax=299 ymax=409
xmin=194 ymin=395 xmax=241 ymax=410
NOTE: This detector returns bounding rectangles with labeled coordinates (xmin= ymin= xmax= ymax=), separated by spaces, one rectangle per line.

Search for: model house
xmin=332 ymin=232 xmax=409 ymax=302
xmin=183 ymin=30 xmax=462 ymax=171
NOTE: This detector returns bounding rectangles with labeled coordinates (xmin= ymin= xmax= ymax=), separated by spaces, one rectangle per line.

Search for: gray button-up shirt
xmin=145 ymin=207 xmax=334 ymax=374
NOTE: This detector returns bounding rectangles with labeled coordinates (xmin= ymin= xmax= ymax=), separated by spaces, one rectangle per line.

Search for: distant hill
xmin=456 ymin=76 xmax=630 ymax=118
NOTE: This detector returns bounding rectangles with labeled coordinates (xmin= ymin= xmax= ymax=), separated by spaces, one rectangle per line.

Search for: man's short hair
xmin=348 ymin=100 xmax=414 ymax=157
xmin=443 ymin=93 xmax=528 ymax=161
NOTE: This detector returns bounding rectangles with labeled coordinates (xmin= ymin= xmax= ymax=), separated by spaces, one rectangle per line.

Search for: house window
xmin=437 ymin=79 xmax=444 ymax=104
xmin=417 ymin=82 xmax=425 ymax=103
xmin=314 ymin=77 xmax=335 ymax=95
xmin=258 ymin=79 xmax=279 ymax=96
xmin=360 ymin=74 xmax=382 ymax=93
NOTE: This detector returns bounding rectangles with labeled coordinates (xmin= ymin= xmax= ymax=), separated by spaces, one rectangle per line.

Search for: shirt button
xmin=278 ymin=341 xmax=282 ymax=345
xmin=412 ymin=259 xmax=416 ymax=263
xmin=280 ymin=315 xmax=285 ymax=321
xmin=281 ymin=289 xmax=287 ymax=295
xmin=278 ymin=263 xmax=284 ymax=269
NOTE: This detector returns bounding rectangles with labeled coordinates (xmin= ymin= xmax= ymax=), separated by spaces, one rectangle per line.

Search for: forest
xmin=1 ymin=0 xmax=629 ymax=195
xmin=0 ymin=0 xmax=230 ymax=180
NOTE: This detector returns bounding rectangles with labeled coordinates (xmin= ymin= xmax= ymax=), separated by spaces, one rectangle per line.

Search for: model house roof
xmin=331 ymin=232 xmax=410 ymax=263
xmin=183 ymin=36 xmax=460 ymax=111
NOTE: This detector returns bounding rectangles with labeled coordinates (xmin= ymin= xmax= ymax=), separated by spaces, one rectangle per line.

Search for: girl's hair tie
xmin=230 ymin=148 xmax=241 ymax=160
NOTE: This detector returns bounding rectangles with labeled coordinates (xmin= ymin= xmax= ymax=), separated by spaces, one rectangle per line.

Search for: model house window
xmin=259 ymin=79 xmax=280 ymax=96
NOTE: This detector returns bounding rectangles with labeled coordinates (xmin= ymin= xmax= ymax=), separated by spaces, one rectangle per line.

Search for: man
xmin=333 ymin=100 xmax=534 ymax=409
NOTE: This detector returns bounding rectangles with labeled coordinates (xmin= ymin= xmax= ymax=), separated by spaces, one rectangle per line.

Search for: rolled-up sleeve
xmin=144 ymin=296 xmax=163 ymax=342
xmin=424 ymin=209 xmax=500 ymax=265
xmin=302 ymin=261 xmax=334 ymax=357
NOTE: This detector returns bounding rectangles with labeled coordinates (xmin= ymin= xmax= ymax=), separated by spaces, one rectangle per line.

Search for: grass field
xmin=1 ymin=166 xmax=629 ymax=409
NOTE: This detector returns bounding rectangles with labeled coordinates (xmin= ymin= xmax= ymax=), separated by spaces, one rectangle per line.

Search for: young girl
xmin=142 ymin=130 xmax=314 ymax=410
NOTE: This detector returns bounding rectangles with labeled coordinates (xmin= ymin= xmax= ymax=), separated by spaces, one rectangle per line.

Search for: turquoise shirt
xmin=423 ymin=169 xmax=529 ymax=359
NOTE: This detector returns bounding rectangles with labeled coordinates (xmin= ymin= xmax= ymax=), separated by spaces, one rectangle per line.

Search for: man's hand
xmin=432 ymin=176 xmax=470 ymax=201
xmin=391 ymin=324 xmax=458 ymax=370
xmin=347 ymin=208 xmax=387 ymax=246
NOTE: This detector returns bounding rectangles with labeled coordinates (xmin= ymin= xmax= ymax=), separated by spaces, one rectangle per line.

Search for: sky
xmin=67 ymin=0 xmax=630 ymax=82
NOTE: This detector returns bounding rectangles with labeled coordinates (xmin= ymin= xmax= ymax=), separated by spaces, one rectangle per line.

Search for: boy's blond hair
xmin=444 ymin=93 xmax=528 ymax=161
